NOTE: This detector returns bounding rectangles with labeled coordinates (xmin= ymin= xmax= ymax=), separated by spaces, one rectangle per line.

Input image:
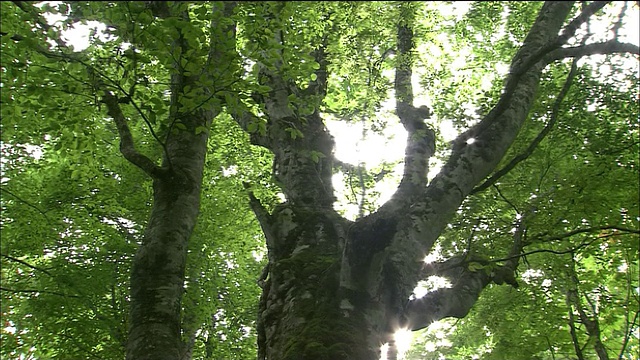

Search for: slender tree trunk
xmin=567 ymin=256 xmax=610 ymax=360
xmin=126 ymin=167 xmax=205 ymax=360
xmin=566 ymin=294 xmax=586 ymax=360
xmin=119 ymin=2 xmax=235 ymax=358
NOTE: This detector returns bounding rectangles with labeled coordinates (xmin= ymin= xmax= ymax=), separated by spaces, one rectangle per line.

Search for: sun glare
xmin=379 ymin=328 xmax=415 ymax=360
xmin=394 ymin=328 xmax=414 ymax=358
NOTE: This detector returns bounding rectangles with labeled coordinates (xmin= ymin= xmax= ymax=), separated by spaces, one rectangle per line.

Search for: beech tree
xmin=1 ymin=1 xmax=638 ymax=360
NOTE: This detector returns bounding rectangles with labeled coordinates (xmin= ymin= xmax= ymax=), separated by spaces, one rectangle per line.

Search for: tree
xmin=1 ymin=1 xmax=638 ymax=360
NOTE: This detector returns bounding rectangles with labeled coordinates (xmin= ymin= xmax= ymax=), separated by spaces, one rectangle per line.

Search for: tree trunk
xmin=118 ymin=3 xmax=235 ymax=358
xmin=238 ymin=2 xmax=576 ymax=359
xmin=126 ymin=166 xmax=205 ymax=360
xmin=101 ymin=89 xmax=212 ymax=359
xmin=122 ymin=87 xmax=221 ymax=359
xmin=257 ymin=206 xmax=383 ymax=359
xmin=122 ymin=95 xmax=216 ymax=360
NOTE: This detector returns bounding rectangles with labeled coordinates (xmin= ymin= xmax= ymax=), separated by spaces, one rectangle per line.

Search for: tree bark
xmin=126 ymin=161 xmax=207 ymax=360
xmin=122 ymin=2 xmax=236 ymax=359
xmin=122 ymin=84 xmax=218 ymax=360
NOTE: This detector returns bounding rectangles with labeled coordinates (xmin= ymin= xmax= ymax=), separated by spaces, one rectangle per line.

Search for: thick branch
xmin=558 ymin=1 xmax=611 ymax=44
xmin=230 ymin=107 xmax=270 ymax=148
xmin=390 ymin=3 xmax=435 ymax=202
xmin=304 ymin=32 xmax=330 ymax=97
xmin=242 ymin=182 xmax=275 ymax=244
xmin=546 ymin=40 xmax=640 ymax=63
xmin=209 ymin=2 xmax=270 ymax=148
xmin=445 ymin=1 xmax=573 ymax=185
xmin=456 ymin=1 xmax=612 ymax=147
xmin=510 ymin=1 xmax=610 ymax=77
xmin=102 ymin=92 xmax=166 ymax=178
xmin=471 ymin=42 xmax=581 ymax=195
xmin=405 ymin=222 xmax=637 ymax=331
xmin=405 ymin=1 xmax=574 ymax=253
xmin=403 ymin=257 xmax=491 ymax=331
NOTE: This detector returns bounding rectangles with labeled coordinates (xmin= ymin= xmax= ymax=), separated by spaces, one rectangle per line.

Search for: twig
xmin=490 ymin=225 xmax=639 ymax=263
xmin=0 ymin=286 xmax=80 ymax=298
xmin=0 ymin=187 xmax=52 ymax=224
xmin=1 ymin=254 xmax=54 ymax=277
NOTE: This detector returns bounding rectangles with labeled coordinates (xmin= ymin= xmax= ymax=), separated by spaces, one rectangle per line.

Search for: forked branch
xmin=11 ymin=1 xmax=169 ymax=178
xmin=102 ymin=92 xmax=166 ymax=178
xmin=471 ymin=36 xmax=583 ymax=195
xmin=391 ymin=3 xmax=435 ymax=199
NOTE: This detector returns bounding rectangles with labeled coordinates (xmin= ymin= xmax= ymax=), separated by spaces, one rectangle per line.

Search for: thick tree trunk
xmin=236 ymin=2 xmax=601 ymax=359
xmin=120 ymin=3 xmax=235 ymax=358
xmin=101 ymin=89 xmax=210 ymax=359
xmin=257 ymin=207 xmax=381 ymax=359
xmin=254 ymin=203 xmax=496 ymax=359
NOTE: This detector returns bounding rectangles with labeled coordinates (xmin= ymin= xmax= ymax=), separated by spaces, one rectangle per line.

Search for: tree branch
xmin=12 ymin=0 xmax=70 ymax=49
xmin=536 ymin=225 xmax=639 ymax=243
xmin=0 ymin=187 xmax=52 ymax=224
xmin=619 ymin=309 xmax=640 ymax=359
xmin=546 ymin=40 xmax=640 ymax=63
xmin=230 ymin=106 xmax=270 ymax=148
xmin=403 ymin=256 xmax=491 ymax=331
xmin=0 ymin=286 xmax=80 ymax=298
xmin=406 ymin=223 xmax=638 ymax=330
xmin=102 ymin=92 xmax=166 ymax=178
xmin=11 ymin=1 xmax=170 ymax=177
xmin=303 ymin=26 xmax=330 ymax=98
xmin=441 ymin=0 xmax=573 ymax=195
xmin=454 ymin=1 xmax=613 ymax=148
xmin=471 ymin=38 xmax=582 ymax=195
xmin=1 ymin=254 xmax=54 ymax=277
xmin=510 ymin=1 xmax=610 ymax=77
xmin=242 ymin=182 xmax=276 ymax=248
xmin=490 ymin=225 xmax=639 ymax=263
xmin=390 ymin=2 xmax=435 ymax=201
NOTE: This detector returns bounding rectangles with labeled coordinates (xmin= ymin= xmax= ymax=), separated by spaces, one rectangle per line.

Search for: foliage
xmin=1 ymin=1 xmax=638 ymax=359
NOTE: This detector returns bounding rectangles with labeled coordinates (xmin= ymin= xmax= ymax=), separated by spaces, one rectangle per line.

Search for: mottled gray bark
xmin=103 ymin=66 xmax=212 ymax=360
xmin=119 ymin=2 xmax=236 ymax=359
